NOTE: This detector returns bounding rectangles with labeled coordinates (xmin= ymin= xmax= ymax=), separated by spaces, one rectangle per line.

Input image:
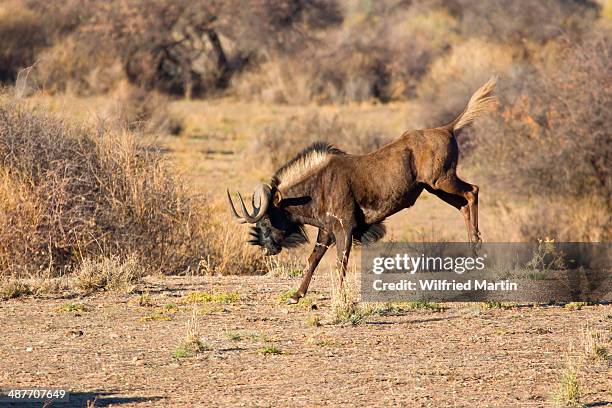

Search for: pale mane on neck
xmin=273 ymin=143 xmax=345 ymax=189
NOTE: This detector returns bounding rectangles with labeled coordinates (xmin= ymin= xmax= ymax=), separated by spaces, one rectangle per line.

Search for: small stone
xmin=26 ymin=347 xmax=33 ymax=352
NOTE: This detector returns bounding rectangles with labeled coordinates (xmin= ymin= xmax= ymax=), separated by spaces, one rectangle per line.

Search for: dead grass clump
xmin=0 ymin=278 xmax=31 ymax=300
xmin=265 ymin=252 xmax=304 ymax=277
xmin=73 ymin=254 xmax=144 ymax=294
xmin=253 ymin=112 xmax=389 ymax=171
xmin=111 ymin=84 xmax=183 ymax=135
xmin=551 ymin=355 xmax=582 ymax=407
xmin=0 ymin=100 xmax=208 ymax=277
xmin=172 ymin=307 xmax=210 ymax=358
xmin=329 ymin=269 xmax=363 ymax=326
xmin=581 ymin=327 xmax=610 ymax=362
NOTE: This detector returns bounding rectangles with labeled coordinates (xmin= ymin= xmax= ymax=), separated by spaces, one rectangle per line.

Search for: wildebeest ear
xmin=273 ymin=190 xmax=283 ymax=206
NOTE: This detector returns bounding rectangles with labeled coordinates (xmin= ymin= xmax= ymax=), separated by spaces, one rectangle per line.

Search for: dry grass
xmin=199 ymin=222 xmax=268 ymax=276
xmin=0 ymin=277 xmax=31 ymax=300
xmin=551 ymin=354 xmax=582 ymax=407
xmin=0 ymin=96 xmax=273 ymax=298
xmin=581 ymin=327 xmax=610 ymax=362
xmin=73 ymin=254 xmax=144 ymax=294
xmin=550 ymin=325 xmax=610 ymax=407
xmin=172 ymin=306 xmax=210 ymax=359
xmin=0 ymin=99 xmax=209 ymax=277
xmin=264 ymin=252 xmax=304 ymax=278
xmin=328 ymin=268 xmax=363 ymax=326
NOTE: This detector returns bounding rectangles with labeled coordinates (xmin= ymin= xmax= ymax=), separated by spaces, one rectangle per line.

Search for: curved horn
xmin=253 ymin=183 xmax=271 ymax=215
xmin=238 ymin=184 xmax=271 ymax=223
xmin=226 ymin=189 xmax=246 ymax=223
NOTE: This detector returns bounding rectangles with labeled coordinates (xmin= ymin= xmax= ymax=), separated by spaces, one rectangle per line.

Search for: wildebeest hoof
xmin=286 ymin=297 xmax=299 ymax=305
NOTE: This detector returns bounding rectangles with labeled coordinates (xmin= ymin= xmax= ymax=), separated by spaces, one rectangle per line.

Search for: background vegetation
xmin=0 ymin=0 xmax=610 ymax=286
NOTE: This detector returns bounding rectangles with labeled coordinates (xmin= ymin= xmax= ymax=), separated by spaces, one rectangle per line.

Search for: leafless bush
xmin=0 ymin=100 xmax=214 ymax=277
xmin=470 ymin=30 xmax=611 ymax=240
xmin=24 ymin=0 xmax=97 ymax=38
xmin=92 ymin=0 xmax=341 ymax=97
xmin=315 ymin=7 xmax=454 ymax=102
xmin=253 ymin=112 xmax=390 ymax=171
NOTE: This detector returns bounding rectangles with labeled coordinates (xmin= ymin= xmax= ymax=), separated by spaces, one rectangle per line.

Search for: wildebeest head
xmin=227 ymin=183 xmax=308 ymax=256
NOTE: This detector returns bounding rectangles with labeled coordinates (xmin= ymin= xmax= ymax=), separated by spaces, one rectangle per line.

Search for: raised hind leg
xmin=430 ymin=176 xmax=481 ymax=243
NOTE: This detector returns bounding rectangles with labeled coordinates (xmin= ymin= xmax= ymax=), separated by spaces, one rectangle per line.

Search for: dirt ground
xmin=1 ymin=274 xmax=610 ymax=407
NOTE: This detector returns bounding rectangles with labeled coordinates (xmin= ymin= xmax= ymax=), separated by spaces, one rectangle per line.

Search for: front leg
xmin=333 ymin=224 xmax=353 ymax=290
xmin=288 ymin=229 xmax=333 ymax=305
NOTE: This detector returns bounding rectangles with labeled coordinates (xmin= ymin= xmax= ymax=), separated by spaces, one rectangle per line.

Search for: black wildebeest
xmin=228 ymin=77 xmax=497 ymax=304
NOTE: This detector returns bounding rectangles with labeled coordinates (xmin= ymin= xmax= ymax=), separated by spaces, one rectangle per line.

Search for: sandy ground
xmin=1 ymin=274 xmax=610 ymax=407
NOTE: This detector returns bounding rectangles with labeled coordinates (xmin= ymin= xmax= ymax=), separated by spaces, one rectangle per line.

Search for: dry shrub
xmin=32 ymin=35 xmax=124 ymax=96
xmin=24 ymin=0 xmax=97 ymax=38
xmin=309 ymin=7 xmax=455 ymax=103
xmin=470 ymin=29 xmax=611 ymax=241
xmin=90 ymin=0 xmax=341 ymax=97
xmin=233 ymin=0 xmax=600 ymax=105
xmin=253 ymin=112 xmax=390 ymax=171
xmin=234 ymin=7 xmax=456 ymax=104
xmin=0 ymin=0 xmax=97 ymax=86
xmin=490 ymin=197 xmax=610 ymax=242
xmin=0 ymin=1 xmax=46 ymax=82
xmin=0 ymin=100 xmax=206 ymax=277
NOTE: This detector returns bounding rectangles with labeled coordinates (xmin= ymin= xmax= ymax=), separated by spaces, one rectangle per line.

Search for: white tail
xmin=446 ymin=76 xmax=498 ymax=133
